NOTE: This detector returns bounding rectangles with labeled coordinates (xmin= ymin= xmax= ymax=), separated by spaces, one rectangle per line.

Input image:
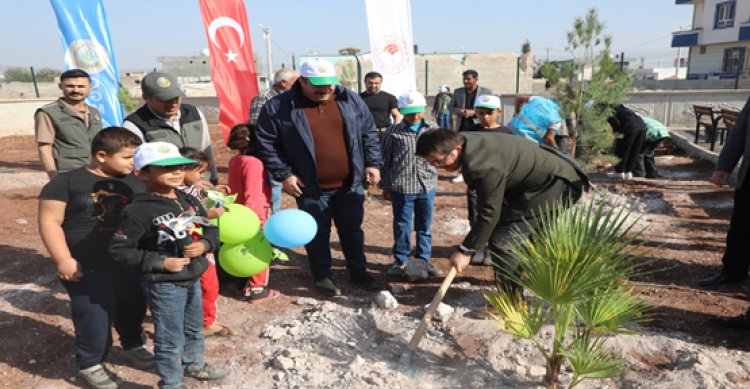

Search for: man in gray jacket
xmin=450 ymin=70 xmax=492 ymax=132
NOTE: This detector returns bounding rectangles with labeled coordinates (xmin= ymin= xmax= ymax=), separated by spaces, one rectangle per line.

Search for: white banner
xmin=365 ymin=0 xmax=416 ymax=98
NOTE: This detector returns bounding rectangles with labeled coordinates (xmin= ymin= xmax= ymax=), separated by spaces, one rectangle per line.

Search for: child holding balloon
xmin=226 ymin=123 xmax=283 ymax=304
xmin=178 ymin=147 xmax=233 ymax=337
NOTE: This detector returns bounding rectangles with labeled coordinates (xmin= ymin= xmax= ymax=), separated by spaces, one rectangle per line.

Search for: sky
xmin=0 ymin=0 xmax=693 ymax=72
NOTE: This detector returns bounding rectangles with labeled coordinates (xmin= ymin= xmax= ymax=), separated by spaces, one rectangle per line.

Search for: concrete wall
xmin=498 ymin=89 xmax=749 ymax=127
xmin=303 ymin=51 xmax=535 ymax=97
xmin=0 ymin=99 xmax=56 ymax=135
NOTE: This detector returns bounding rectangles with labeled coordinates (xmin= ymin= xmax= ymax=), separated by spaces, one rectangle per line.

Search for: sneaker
xmin=350 ymin=272 xmax=381 ymax=290
xmin=425 ymin=262 xmax=443 ymax=277
xmin=184 ymin=363 xmax=228 ymax=382
xmin=122 ymin=345 xmax=155 ymax=370
xmin=79 ymin=364 xmax=122 ymax=389
xmin=451 ymin=174 xmax=464 ymax=183
xmin=272 ymin=248 xmax=289 ymax=262
xmin=624 ymin=172 xmax=633 ymax=180
xmin=314 ymin=277 xmax=341 ymax=296
xmin=386 ymin=262 xmax=406 ymax=276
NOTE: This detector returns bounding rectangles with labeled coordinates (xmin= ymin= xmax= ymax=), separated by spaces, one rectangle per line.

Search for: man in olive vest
xmin=123 ymin=71 xmax=218 ymax=183
xmin=35 ymin=69 xmax=103 ymax=179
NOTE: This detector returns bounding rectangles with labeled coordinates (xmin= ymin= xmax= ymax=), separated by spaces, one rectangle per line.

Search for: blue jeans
xmin=143 ymin=280 xmax=205 ymax=389
xmin=296 ymin=186 xmax=367 ymax=280
xmin=391 ymin=189 xmax=435 ymax=264
xmin=437 ymin=112 xmax=451 ymax=129
xmin=269 ymin=175 xmax=283 ymax=213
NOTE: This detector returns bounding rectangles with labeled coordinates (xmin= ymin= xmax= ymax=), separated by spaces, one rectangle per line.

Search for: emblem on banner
xmin=65 ymin=39 xmax=110 ymax=74
xmin=373 ymin=35 xmax=408 ymax=74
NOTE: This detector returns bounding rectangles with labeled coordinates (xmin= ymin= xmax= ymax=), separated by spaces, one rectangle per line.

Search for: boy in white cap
xmin=255 ymin=58 xmax=383 ymax=296
xmin=110 ymin=141 xmax=227 ymax=388
xmin=465 ymin=95 xmax=511 ymax=134
xmin=381 ymin=91 xmax=441 ymax=278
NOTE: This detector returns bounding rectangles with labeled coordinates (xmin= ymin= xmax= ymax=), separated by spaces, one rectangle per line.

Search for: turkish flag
xmin=198 ymin=0 xmax=259 ymax=142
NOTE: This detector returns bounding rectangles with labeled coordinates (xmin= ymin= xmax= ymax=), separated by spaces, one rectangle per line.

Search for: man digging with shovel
xmin=416 ymin=128 xmax=590 ymax=294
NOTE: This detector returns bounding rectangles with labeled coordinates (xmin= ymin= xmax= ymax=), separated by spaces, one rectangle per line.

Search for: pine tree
xmin=548 ymin=8 xmax=634 ymax=166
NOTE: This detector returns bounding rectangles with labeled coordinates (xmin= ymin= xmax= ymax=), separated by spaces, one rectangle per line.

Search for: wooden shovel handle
xmin=405 ymin=266 xmax=458 ymax=351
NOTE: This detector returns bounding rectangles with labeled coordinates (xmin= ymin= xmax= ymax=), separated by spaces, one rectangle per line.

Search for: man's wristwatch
xmin=457 ymin=244 xmax=476 ymax=255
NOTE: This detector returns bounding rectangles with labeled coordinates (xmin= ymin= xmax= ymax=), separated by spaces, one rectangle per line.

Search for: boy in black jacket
xmin=109 ymin=142 xmax=226 ymax=388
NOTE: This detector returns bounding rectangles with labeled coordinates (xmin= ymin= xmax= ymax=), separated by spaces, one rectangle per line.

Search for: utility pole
xmin=260 ymin=24 xmax=273 ymax=89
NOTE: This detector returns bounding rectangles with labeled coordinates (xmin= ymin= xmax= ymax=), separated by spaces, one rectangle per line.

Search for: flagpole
xmin=260 ymin=24 xmax=273 ymax=89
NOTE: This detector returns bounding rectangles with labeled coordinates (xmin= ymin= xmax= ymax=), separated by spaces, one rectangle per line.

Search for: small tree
xmin=35 ymin=68 xmax=61 ymax=82
xmin=521 ymin=40 xmax=532 ymax=55
xmin=551 ymin=8 xmax=634 ymax=165
xmin=118 ymin=84 xmax=139 ymax=114
xmin=3 ymin=67 xmax=33 ymax=82
xmin=3 ymin=67 xmax=60 ymax=83
xmin=484 ymin=196 xmax=650 ymax=389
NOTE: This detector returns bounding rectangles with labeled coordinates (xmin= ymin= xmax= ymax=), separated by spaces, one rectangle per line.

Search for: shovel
xmin=399 ymin=266 xmax=457 ymax=365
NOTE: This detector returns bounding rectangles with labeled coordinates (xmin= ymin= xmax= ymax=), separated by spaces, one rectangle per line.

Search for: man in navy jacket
xmin=256 ymin=59 xmax=382 ymax=296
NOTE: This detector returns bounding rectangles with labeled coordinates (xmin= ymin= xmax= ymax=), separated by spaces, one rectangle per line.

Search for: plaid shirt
xmin=249 ymin=86 xmax=283 ymax=125
xmin=380 ymin=120 xmax=438 ymax=194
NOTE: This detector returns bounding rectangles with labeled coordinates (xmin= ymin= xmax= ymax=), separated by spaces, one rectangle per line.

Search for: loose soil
xmin=2 ymin=129 xmax=749 ymax=388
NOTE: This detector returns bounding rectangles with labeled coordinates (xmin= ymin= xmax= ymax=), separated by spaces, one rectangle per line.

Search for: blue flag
xmin=50 ymin=0 xmax=124 ymax=127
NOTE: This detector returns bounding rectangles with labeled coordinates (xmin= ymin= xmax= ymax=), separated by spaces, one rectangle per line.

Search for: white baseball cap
xmin=474 ymin=95 xmax=501 ymax=110
xmin=398 ymin=91 xmax=426 ymax=114
xmin=134 ymin=142 xmax=197 ymax=170
xmin=300 ymin=58 xmax=339 ymax=86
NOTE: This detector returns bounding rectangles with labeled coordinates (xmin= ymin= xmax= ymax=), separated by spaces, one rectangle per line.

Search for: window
xmin=714 ymin=1 xmax=736 ymax=29
xmin=722 ymin=47 xmax=745 ymax=73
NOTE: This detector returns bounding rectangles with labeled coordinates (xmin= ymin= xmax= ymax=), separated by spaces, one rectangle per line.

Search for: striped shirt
xmin=380 ymin=120 xmax=438 ymax=194
xmin=249 ymin=86 xmax=283 ymax=125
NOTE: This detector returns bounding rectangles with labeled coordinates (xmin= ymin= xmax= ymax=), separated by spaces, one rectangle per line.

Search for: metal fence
xmin=548 ymin=48 xmax=750 ymax=90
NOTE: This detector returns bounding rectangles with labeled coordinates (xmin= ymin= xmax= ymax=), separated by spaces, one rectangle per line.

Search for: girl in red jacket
xmin=227 ymin=123 xmax=283 ymax=303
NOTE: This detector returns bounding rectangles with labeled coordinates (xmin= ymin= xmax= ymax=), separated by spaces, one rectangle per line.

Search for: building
xmin=672 ymin=0 xmax=748 ymax=79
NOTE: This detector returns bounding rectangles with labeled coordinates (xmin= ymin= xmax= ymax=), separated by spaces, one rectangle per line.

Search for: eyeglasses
xmin=428 ymin=150 xmax=455 ymax=167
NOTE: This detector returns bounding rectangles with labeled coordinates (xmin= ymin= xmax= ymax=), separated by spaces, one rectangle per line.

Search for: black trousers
xmin=614 ymin=128 xmax=645 ymax=173
xmin=62 ymin=266 xmax=147 ymax=369
xmin=487 ymin=180 xmax=584 ymax=294
xmin=722 ymin=182 xmax=750 ymax=278
xmin=633 ymin=139 xmax=663 ymax=178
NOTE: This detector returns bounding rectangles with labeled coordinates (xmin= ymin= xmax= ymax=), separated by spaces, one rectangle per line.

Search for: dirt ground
xmin=1 ymin=129 xmax=750 ymax=388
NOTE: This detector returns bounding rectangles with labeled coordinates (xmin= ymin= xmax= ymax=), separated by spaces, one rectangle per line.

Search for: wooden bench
xmin=693 ymin=105 xmax=722 ymax=150
xmin=720 ymin=108 xmax=740 ymax=146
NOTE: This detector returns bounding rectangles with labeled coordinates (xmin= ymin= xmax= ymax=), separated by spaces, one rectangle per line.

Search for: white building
xmin=672 ymin=0 xmax=749 ymax=79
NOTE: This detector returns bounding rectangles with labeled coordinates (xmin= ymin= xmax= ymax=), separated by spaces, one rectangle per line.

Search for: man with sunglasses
xmin=416 ymin=128 xmax=589 ymax=293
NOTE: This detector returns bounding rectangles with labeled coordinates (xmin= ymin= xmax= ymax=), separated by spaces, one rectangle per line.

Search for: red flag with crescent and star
xmin=198 ymin=0 xmax=259 ymax=142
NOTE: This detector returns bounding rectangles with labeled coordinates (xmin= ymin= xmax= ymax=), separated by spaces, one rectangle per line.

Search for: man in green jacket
xmin=416 ymin=128 xmax=589 ymax=292
xmin=35 ymin=69 xmax=103 ymax=179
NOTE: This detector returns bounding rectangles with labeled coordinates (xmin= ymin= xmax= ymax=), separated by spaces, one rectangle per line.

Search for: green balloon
xmin=218 ymin=235 xmax=273 ymax=277
xmin=216 ymin=203 xmax=260 ymax=243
